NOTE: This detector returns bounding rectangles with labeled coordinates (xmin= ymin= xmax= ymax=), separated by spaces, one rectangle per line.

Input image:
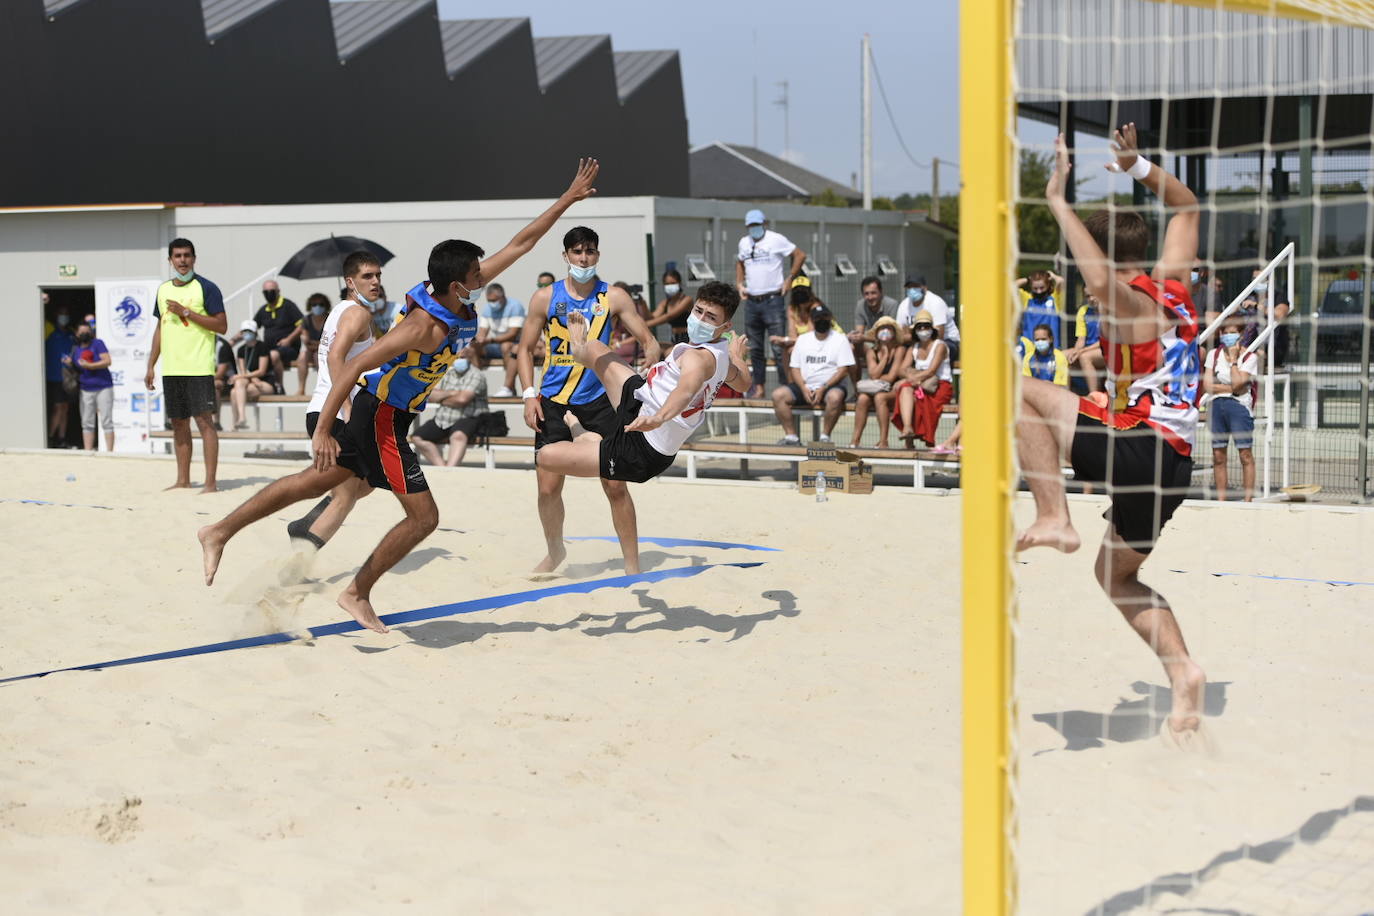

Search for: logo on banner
xmin=112 ymin=292 xmax=148 ymax=341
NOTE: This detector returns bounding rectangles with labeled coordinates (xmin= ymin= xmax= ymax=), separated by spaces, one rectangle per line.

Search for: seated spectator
xmin=771 ymin=304 xmax=854 ymax=445
xmin=1022 ymin=323 xmax=1069 ymax=385
xmin=294 ymin=293 xmax=330 ymax=396
xmin=891 ymin=309 xmax=953 ymax=448
xmin=534 ymin=271 xmax=556 ymax=293
xmin=410 ymin=350 xmax=489 ymax=467
xmin=63 ymin=321 xmax=114 ymax=451
xmin=770 ymin=279 xmax=844 ymax=381
xmin=611 ymin=281 xmax=653 ymax=366
xmin=230 ymin=320 xmax=276 ymax=430
xmin=933 ymin=421 xmax=962 ymax=455
xmin=213 ymin=333 xmax=235 ymax=429
xmin=848 ymin=316 xmax=908 ymax=449
xmin=1015 ymin=269 xmax=1063 ymax=352
xmin=1064 ymin=290 xmax=1104 ymax=392
xmin=646 ymin=269 xmax=692 ymax=345
xmin=848 ymin=275 xmax=899 ymax=381
xmin=370 ymin=284 xmax=403 ymax=337
xmin=253 ymin=280 xmax=303 ymax=390
xmin=1204 ymin=316 xmax=1258 ymax=501
xmin=475 ymin=282 xmax=526 ymax=396
xmin=896 ymin=275 xmax=960 ymax=365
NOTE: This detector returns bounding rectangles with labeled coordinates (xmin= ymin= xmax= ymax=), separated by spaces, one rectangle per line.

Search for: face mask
xmin=1254 ymin=282 xmax=1268 ymax=293
xmin=686 ymin=313 xmax=721 ymax=344
xmin=748 ymin=225 xmax=765 ymax=241
xmin=264 ymin=290 xmax=280 ymax=304
xmin=916 ymin=328 xmax=933 ymax=341
xmin=1034 ymin=339 xmax=1051 ymax=353
xmin=568 ymin=264 xmax=597 ymax=284
xmin=813 ymin=319 xmax=832 ymax=334
xmin=174 ymin=269 xmax=195 ymax=283
xmin=1190 ymin=270 xmax=1200 ymax=285
xmin=242 ymin=331 xmax=257 ymax=343
xmin=664 ymin=283 xmax=681 ymax=296
xmin=1031 ymin=289 xmax=1049 ymax=300
xmin=456 ymin=280 xmax=484 ymax=306
xmin=907 ymin=288 xmax=924 ymax=302
xmin=1220 ymin=332 xmax=1240 ymax=347
xmin=76 ymin=330 xmax=92 ymax=342
xmin=453 ymin=358 xmax=471 ymax=373
xmin=310 ymin=305 xmax=325 ymax=317
xmin=56 ymin=314 xmax=70 ymax=328
xmin=350 ymin=283 xmax=380 ymax=310
xmin=877 ymin=330 xmax=895 ymax=343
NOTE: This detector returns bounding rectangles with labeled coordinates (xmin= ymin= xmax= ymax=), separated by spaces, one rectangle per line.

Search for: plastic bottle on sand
xmin=815 ymin=471 xmax=828 ymax=503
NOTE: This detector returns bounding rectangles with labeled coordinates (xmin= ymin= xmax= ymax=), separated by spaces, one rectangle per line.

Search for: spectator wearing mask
xmin=736 ymin=208 xmax=806 ymax=398
xmin=770 ymin=278 xmax=844 ymax=383
xmin=848 ymin=276 xmax=900 ymax=379
xmin=1190 ymin=265 xmax=1220 ymax=325
xmin=892 ymin=309 xmax=953 ymax=448
xmin=1064 ymin=291 xmax=1104 ymax=391
xmin=1022 ymin=324 xmax=1069 ymax=386
xmin=229 ymin=320 xmax=275 ymax=430
xmin=294 ymin=293 xmax=331 ymax=396
xmin=253 ymin=280 xmax=304 ymax=389
xmin=63 ymin=321 xmax=115 ymax=451
xmin=647 ymin=269 xmax=693 ymax=344
xmin=1244 ymin=267 xmax=1292 ymax=366
xmin=849 ymin=316 xmax=908 ymax=449
xmin=1016 ymin=269 xmax=1063 ymax=351
xmin=45 ymin=305 xmax=77 ymax=448
xmin=410 ymin=349 xmax=490 ymax=467
xmin=1204 ymin=316 xmax=1258 ymax=501
xmin=611 ymin=281 xmax=653 ymax=366
xmin=771 ymin=304 xmax=853 ymax=445
xmin=369 ymin=284 xmax=403 ymax=337
xmin=896 ymin=275 xmax=960 ymax=365
xmin=475 ymin=282 xmax=527 ymax=396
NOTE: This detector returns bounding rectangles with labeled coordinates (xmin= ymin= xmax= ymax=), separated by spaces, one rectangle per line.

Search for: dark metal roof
xmin=330 ymin=0 xmax=433 ymax=62
xmin=689 ymin=142 xmax=859 ymax=202
xmin=439 ymin=17 xmax=527 ymax=77
xmin=533 ymin=35 xmax=609 ymax=91
xmin=613 ymin=50 xmax=676 ymax=102
xmin=201 ymin=0 xmax=288 ymax=41
xmin=43 ymin=0 xmax=93 ymax=18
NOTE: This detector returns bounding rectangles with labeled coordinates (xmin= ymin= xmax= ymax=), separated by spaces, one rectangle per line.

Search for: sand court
xmin=1 ymin=452 xmax=1372 ymax=913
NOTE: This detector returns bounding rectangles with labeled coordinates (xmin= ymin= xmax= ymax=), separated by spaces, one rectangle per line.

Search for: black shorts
xmin=782 ymin=381 xmax=847 ymax=404
xmin=413 ymin=415 xmax=482 ymax=443
xmin=164 ymin=375 xmax=217 ymax=420
xmin=273 ymin=344 xmax=300 ymax=364
xmin=331 ymin=389 xmax=428 ymax=494
xmin=599 ymin=375 xmax=675 ymax=483
xmin=534 ymin=392 xmax=618 ymax=450
xmin=1069 ymin=411 xmax=1193 ymax=555
xmin=304 ymin=410 xmax=346 ymax=440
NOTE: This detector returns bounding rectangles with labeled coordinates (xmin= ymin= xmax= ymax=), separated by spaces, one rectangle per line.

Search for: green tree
xmin=872 ymin=196 xmax=897 ymax=211
xmin=808 ymin=187 xmax=851 ymax=208
xmin=1017 ymin=149 xmax=1059 ymax=274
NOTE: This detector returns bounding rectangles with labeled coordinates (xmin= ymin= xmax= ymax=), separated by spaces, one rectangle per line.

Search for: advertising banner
xmin=95 ymin=278 xmax=164 ymax=452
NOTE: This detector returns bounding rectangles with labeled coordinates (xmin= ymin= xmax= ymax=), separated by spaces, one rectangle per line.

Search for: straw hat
xmin=865 ymin=315 xmax=907 ymax=344
xmin=910 ymin=309 xmax=935 ymax=327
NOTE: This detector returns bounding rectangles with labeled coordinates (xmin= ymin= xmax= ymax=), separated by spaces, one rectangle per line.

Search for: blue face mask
xmin=1034 ymin=339 xmax=1051 ymax=353
xmin=1220 ymin=332 xmax=1241 ymax=347
xmin=242 ymin=331 xmax=257 ymax=343
xmin=748 ymin=225 xmax=765 ymax=241
xmin=907 ymin=288 xmax=924 ymax=302
xmin=568 ymin=264 xmax=597 ymax=284
xmin=350 ymin=282 xmax=380 ymax=311
xmin=453 ymin=358 xmax=471 ymax=373
xmin=456 ymin=281 xmax=484 ymax=306
xmin=1190 ymin=270 xmax=1200 ymax=285
xmin=686 ymin=313 xmax=721 ymax=344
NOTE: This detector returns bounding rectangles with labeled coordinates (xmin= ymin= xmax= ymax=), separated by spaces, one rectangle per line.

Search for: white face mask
xmin=664 ymin=283 xmax=681 ymax=296
xmin=916 ymin=328 xmax=933 ymax=341
xmin=877 ymin=330 xmax=895 ymax=343
xmin=568 ymin=264 xmax=597 ymax=283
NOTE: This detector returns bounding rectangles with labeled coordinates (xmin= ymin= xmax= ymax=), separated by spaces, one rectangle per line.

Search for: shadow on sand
xmin=323 ymin=546 xmax=461 ymax=583
xmin=1032 ymin=680 xmax=1231 ymax=751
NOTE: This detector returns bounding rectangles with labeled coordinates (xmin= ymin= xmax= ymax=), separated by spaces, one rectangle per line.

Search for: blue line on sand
xmin=0 ymin=561 xmax=764 ymax=686
xmin=1169 ymin=569 xmax=1374 ymax=588
xmin=567 ymin=535 xmax=779 ymax=552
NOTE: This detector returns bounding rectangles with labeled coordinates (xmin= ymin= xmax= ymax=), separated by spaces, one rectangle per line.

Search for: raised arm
xmin=787 ymin=247 xmax=806 ymax=288
xmin=478 ymin=159 xmax=599 ymax=284
xmin=1106 ymin=123 xmax=1199 ymax=285
xmin=723 ymin=333 xmax=751 ymax=392
xmin=625 ymin=348 xmax=713 ymax=432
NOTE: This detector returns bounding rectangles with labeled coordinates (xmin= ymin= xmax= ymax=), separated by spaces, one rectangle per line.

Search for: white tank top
xmin=912 ymin=339 xmax=953 ymax=383
xmin=307 ymin=300 xmax=373 ymax=417
xmin=634 ymin=340 xmax=732 ymax=456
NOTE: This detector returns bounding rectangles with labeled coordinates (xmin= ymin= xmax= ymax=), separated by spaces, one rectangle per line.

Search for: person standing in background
xmin=64 ymin=321 xmax=115 ymax=451
xmin=735 ymin=208 xmax=806 ymax=398
xmin=45 ymin=303 xmax=76 ymax=448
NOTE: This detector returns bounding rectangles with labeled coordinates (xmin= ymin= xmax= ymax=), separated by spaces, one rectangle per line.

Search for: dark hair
xmin=537 ymin=271 xmax=556 ymax=282
xmin=789 ymin=286 xmax=814 ymax=308
xmin=343 ymin=249 xmax=381 ymax=278
xmin=1027 ymin=269 xmax=1051 ymax=284
xmin=1083 ymin=209 xmax=1149 ymax=264
xmin=860 ymin=275 xmax=882 ymax=291
xmin=663 ymin=269 xmax=682 ymax=284
xmin=168 ymin=237 xmax=195 ymax=257
xmin=562 ymin=225 xmax=599 ymax=251
xmin=487 ymin=282 xmax=504 ymax=295
xmin=1033 ymin=323 xmax=1054 ymax=338
xmin=428 ymin=239 xmax=485 ymax=295
xmin=695 ymin=281 xmax=741 ymax=320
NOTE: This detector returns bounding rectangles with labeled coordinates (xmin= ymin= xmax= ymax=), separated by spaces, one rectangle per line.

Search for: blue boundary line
xmin=1168 ymin=569 xmax=1374 ymax=588
xmin=0 ymin=561 xmax=764 ymax=686
xmin=566 ymin=535 xmax=779 ymax=552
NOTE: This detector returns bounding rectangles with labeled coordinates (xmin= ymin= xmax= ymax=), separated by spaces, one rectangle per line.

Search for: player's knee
xmin=408 ymin=500 xmax=439 ymax=533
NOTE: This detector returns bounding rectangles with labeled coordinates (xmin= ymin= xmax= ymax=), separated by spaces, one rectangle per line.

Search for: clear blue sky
xmin=436 ymin=0 xmax=960 ymax=197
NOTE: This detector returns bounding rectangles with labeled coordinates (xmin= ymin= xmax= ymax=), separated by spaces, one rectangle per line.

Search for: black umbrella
xmin=278 ymin=235 xmax=395 ymax=280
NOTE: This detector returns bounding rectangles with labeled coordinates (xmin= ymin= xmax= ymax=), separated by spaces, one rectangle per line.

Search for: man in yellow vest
xmin=144 ymin=238 xmax=228 ymax=492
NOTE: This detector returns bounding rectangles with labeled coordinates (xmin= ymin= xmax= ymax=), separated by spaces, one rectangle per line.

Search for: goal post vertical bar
xmin=960 ymin=0 xmax=1015 ymax=913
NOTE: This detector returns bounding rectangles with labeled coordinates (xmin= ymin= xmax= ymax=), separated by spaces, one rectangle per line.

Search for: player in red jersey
xmin=1019 ymin=124 xmax=1208 ymax=748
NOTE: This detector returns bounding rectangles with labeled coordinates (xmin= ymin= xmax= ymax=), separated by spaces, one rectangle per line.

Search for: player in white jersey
xmin=535 ymin=281 xmax=750 ymax=484
xmin=286 ymin=251 xmax=385 ymax=548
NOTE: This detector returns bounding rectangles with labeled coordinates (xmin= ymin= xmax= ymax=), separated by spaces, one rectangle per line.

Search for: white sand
xmin=1 ymin=452 xmax=1371 ymax=913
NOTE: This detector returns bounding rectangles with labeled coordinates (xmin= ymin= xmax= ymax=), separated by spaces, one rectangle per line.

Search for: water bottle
xmin=815 ymin=471 xmax=828 ymax=503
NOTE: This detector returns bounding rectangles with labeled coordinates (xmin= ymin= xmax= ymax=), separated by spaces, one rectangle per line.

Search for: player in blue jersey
xmin=198 ymin=160 xmax=601 ymax=633
xmin=515 ymin=226 xmax=661 ymax=576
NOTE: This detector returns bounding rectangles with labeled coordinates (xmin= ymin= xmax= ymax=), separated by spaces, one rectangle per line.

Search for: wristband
xmin=521 ymin=387 xmax=538 ymax=400
xmin=1126 ymin=157 xmax=1152 ymax=181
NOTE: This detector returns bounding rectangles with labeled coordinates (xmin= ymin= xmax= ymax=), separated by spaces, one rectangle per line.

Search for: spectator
xmin=1016 ymin=269 xmax=1063 ymax=350
xmin=369 ymin=284 xmax=403 ymax=337
xmin=933 ymin=421 xmax=962 ymax=455
xmin=611 ymin=281 xmax=652 ymax=365
xmin=253 ymin=280 xmax=304 ymax=389
xmin=294 ymin=293 xmax=330 ymax=397
xmin=45 ymin=304 xmax=76 ymax=448
xmin=1022 ymin=323 xmax=1069 ymax=385
xmin=214 ymin=332 xmax=236 ymax=425
xmin=1065 ymin=289 xmax=1104 ymax=392
xmin=892 ymin=309 xmax=953 ymax=448
xmin=144 ymin=237 xmax=226 ymax=492
xmin=229 ymin=319 xmax=275 ymax=430
xmin=736 ymin=208 xmax=806 ymax=398
xmin=647 ymin=269 xmax=692 ymax=344
xmin=1204 ymin=316 xmax=1258 ymax=501
xmin=848 ymin=275 xmax=900 ymax=381
xmin=1244 ymin=267 xmax=1292 ymax=366
xmin=410 ymin=350 xmax=489 ymax=467
xmin=82 ymin=313 xmax=97 ymax=331
xmin=1190 ymin=264 xmax=1220 ymax=325
xmin=770 ymin=279 xmax=844 ymax=380
xmin=475 ymin=282 xmax=526 ymax=396
xmin=897 ymin=275 xmax=960 ymax=365
xmin=771 ymin=303 xmax=853 ymax=445
xmin=63 ymin=320 xmax=114 ymax=451
xmin=848 ymin=316 xmax=907 ymax=449
xmin=535 ymin=271 xmax=557 ymax=293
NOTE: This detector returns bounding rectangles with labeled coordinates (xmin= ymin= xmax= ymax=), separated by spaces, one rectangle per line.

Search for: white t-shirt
xmin=308 ymin=300 xmax=373 ymax=417
xmin=634 ymin=340 xmax=732 ymax=456
xmin=911 ymin=338 xmax=953 ymax=384
xmin=788 ymin=330 xmax=855 ymax=389
xmin=1205 ymin=346 xmax=1258 ymax=412
xmin=897 ymin=290 xmax=960 ymax=343
xmin=737 ymin=230 xmax=796 ymax=296
xmin=478 ymin=297 xmax=526 ymax=335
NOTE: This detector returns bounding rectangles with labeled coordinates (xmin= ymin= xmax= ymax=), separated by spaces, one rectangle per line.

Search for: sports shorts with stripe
xmin=333 ymin=389 xmax=428 ymax=494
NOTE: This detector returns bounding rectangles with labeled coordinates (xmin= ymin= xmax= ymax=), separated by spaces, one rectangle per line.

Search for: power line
xmin=868 ymin=50 xmax=959 ymax=173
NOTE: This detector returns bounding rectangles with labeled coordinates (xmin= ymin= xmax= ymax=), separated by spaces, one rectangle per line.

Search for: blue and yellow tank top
xmin=361 ymin=281 xmax=478 ymax=413
xmin=541 ymin=279 xmax=614 ymax=405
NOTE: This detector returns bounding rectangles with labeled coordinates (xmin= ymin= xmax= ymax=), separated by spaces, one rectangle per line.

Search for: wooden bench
xmin=150 ymin=429 xmax=309 ymax=440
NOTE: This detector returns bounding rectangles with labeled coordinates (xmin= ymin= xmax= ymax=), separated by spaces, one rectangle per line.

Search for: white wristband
xmin=521 ymin=387 xmax=538 ymax=400
xmin=1126 ymin=157 xmax=1152 ymax=181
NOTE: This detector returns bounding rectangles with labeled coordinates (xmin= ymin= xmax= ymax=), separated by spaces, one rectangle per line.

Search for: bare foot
xmin=532 ymin=542 xmax=568 ymax=574
xmin=338 ymin=588 xmax=389 ymax=634
xmin=164 ymin=481 xmax=192 ymax=491
xmin=566 ymin=311 xmax=589 ymax=362
xmin=1015 ymin=517 xmax=1081 ymax=553
xmin=876 ymin=440 xmax=889 ymax=449
xmin=197 ymin=525 xmax=225 ymax=586
xmin=199 ymin=482 xmax=218 ymax=494
xmin=623 ymin=558 xmax=641 ymax=576
xmin=1166 ymin=661 xmax=1206 ymax=736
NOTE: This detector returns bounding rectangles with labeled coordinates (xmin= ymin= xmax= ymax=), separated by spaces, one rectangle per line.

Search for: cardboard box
xmin=797 ymin=444 xmax=874 ymax=495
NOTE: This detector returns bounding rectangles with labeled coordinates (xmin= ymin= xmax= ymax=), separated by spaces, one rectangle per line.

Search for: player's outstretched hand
xmin=1045 ymin=134 xmax=1071 ymax=202
xmin=1106 ymin=122 xmax=1140 ymax=174
xmin=563 ymin=158 xmax=600 ymax=203
xmin=311 ymin=429 xmax=339 ymax=473
xmin=626 ymin=411 xmax=665 ymax=433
